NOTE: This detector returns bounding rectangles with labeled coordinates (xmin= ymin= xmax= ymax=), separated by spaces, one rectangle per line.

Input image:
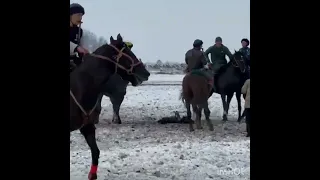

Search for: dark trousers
xmin=245 ymin=108 xmax=250 ymax=136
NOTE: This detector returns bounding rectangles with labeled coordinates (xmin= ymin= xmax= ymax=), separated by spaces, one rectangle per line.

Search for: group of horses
xmin=181 ymin=51 xmax=247 ymax=131
xmin=70 ymin=34 xmax=248 ymax=180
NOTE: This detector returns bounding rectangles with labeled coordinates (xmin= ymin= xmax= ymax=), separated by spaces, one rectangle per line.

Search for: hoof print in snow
xmin=174 ymin=143 xmax=182 ymax=149
xmin=179 ymin=154 xmax=185 ymax=160
xmin=153 ymin=171 xmax=161 ymax=177
xmin=136 ymin=169 xmax=144 ymax=173
xmin=118 ymin=153 xmax=128 ymax=159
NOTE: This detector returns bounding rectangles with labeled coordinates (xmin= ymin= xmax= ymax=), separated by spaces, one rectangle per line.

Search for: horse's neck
xmin=222 ymin=63 xmax=240 ymax=77
xmin=70 ymin=58 xmax=112 ymax=103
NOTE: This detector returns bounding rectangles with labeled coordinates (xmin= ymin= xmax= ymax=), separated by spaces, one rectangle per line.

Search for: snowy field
xmin=70 ymin=74 xmax=250 ymax=180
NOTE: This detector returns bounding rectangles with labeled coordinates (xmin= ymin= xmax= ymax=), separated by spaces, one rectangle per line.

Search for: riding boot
xmin=212 ymin=71 xmax=218 ymax=92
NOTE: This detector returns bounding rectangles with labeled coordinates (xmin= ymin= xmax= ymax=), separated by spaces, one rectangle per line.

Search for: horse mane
xmin=92 ymin=43 xmax=110 ymax=56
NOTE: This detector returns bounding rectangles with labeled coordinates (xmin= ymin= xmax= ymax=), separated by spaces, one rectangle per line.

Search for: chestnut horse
xmin=180 ymin=67 xmax=214 ymax=131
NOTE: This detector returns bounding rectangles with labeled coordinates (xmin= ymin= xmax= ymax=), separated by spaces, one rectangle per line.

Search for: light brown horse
xmin=180 ymin=71 xmax=214 ymax=131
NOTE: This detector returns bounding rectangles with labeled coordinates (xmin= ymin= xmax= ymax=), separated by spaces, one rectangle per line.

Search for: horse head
xmin=92 ymin=33 xmax=150 ymax=86
xmin=230 ymin=50 xmax=246 ymax=73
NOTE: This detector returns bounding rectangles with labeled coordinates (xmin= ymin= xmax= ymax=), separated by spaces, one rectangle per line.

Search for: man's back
xmin=185 ymin=48 xmax=207 ymax=71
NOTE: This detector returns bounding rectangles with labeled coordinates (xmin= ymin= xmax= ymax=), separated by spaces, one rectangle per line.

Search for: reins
xmin=70 ymin=43 xmax=142 ymax=126
xmin=70 ymin=90 xmax=101 ymax=127
xmin=231 ymin=56 xmax=246 ymax=73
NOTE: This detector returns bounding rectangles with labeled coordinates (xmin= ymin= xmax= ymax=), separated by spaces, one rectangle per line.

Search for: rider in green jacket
xmin=204 ymin=37 xmax=233 ymax=75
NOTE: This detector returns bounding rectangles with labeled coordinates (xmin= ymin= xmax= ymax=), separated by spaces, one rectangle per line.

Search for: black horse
xmin=209 ymin=50 xmax=247 ymax=121
xmin=70 ymin=34 xmax=150 ymax=180
xmin=93 ymin=78 xmax=129 ymax=124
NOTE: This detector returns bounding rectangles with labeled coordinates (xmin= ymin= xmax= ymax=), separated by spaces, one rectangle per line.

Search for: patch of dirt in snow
xmin=70 ymin=85 xmax=250 ymax=180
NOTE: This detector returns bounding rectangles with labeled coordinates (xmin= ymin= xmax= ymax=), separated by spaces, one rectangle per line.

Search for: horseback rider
xmin=185 ymin=39 xmax=207 ymax=71
xmin=185 ymin=39 xmax=213 ymax=85
xmin=124 ymin=41 xmax=133 ymax=50
xmin=239 ymin=38 xmax=250 ymax=67
xmin=204 ymin=37 xmax=233 ymax=75
xmin=70 ymin=3 xmax=89 ymax=71
xmin=239 ymin=38 xmax=250 ymax=78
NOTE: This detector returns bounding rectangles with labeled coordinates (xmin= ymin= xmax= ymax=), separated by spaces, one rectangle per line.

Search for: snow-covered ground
xmin=70 ymin=74 xmax=250 ymax=180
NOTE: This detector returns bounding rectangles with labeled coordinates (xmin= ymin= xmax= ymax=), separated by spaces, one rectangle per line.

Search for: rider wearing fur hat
xmin=70 ymin=3 xmax=89 ymax=69
xmin=239 ymin=38 xmax=250 ymax=66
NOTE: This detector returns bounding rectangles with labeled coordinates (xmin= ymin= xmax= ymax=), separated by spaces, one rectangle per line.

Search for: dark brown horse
xmin=180 ymin=69 xmax=214 ymax=131
xmin=70 ymin=34 xmax=150 ymax=180
xmin=209 ymin=50 xmax=247 ymax=122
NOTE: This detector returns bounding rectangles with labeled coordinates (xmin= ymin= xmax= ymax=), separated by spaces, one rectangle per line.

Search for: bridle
xmin=90 ymin=44 xmax=142 ymax=75
xmin=231 ymin=55 xmax=246 ymax=73
xmin=70 ymin=43 xmax=143 ymax=127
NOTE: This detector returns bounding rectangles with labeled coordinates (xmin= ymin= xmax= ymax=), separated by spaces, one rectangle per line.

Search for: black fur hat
xmin=70 ymin=3 xmax=85 ymax=15
xmin=241 ymin=38 xmax=249 ymax=46
xmin=193 ymin=39 xmax=203 ymax=47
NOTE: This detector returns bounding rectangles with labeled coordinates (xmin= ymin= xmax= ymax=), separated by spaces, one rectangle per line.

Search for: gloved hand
xmin=75 ymin=46 xmax=89 ymax=55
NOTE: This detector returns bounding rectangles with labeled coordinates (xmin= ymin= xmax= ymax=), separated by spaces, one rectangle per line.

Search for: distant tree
xmin=81 ymin=29 xmax=108 ymax=52
xmin=156 ymin=60 xmax=163 ymax=66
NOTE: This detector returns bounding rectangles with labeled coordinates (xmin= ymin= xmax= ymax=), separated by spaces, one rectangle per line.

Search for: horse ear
xmin=110 ymin=36 xmax=114 ymax=42
xmin=234 ymin=49 xmax=237 ymax=53
xmin=117 ymin=33 xmax=123 ymax=42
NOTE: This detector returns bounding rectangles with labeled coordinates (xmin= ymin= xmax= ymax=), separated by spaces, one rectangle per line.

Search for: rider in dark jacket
xmin=185 ymin=39 xmax=208 ymax=71
xmin=185 ymin=39 xmax=213 ymax=87
xmin=239 ymin=38 xmax=250 ymax=66
xmin=70 ymin=3 xmax=89 ymax=70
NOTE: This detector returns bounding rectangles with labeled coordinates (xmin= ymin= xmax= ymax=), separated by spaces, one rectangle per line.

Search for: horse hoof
xmin=209 ymin=126 xmax=214 ymax=131
xmin=112 ymin=119 xmax=122 ymax=124
xmin=189 ymin=125 xmax=195 ymax=132
xmin=222 ymin=119 xmax=228 ymax=122
xmin=88 ymin=173 xmax=97 ymax=180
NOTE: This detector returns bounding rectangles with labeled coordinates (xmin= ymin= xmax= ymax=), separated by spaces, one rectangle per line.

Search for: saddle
xmin=189 ymin=68 xmax=214 ymax=89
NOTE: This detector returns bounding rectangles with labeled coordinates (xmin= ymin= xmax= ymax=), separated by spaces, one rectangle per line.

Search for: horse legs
xmin=110 ymin=92 xmax=125 ymax=124
xmin=80 ymin=124 xmax=100 ymax=180
xmin=203 ymin=101 xmax=213 ymax=131
xmin=238 ymin=94 xmax=246 ymax=122
xmin=193 ymin=104 xmax=202 ymax=129
xmin=235 ymin=91 xmax=242 ymax=122
xmin=93 ymin=94 xmax=103 ymax=124
xmin=221 ymin=94 xmax=228 ymax=121
xmin=186 ymin=102 xmax=194 ymax=131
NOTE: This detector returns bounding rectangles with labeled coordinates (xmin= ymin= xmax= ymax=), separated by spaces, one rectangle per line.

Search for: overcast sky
xmin=71 ymin=0 xmax=250 ymax=62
